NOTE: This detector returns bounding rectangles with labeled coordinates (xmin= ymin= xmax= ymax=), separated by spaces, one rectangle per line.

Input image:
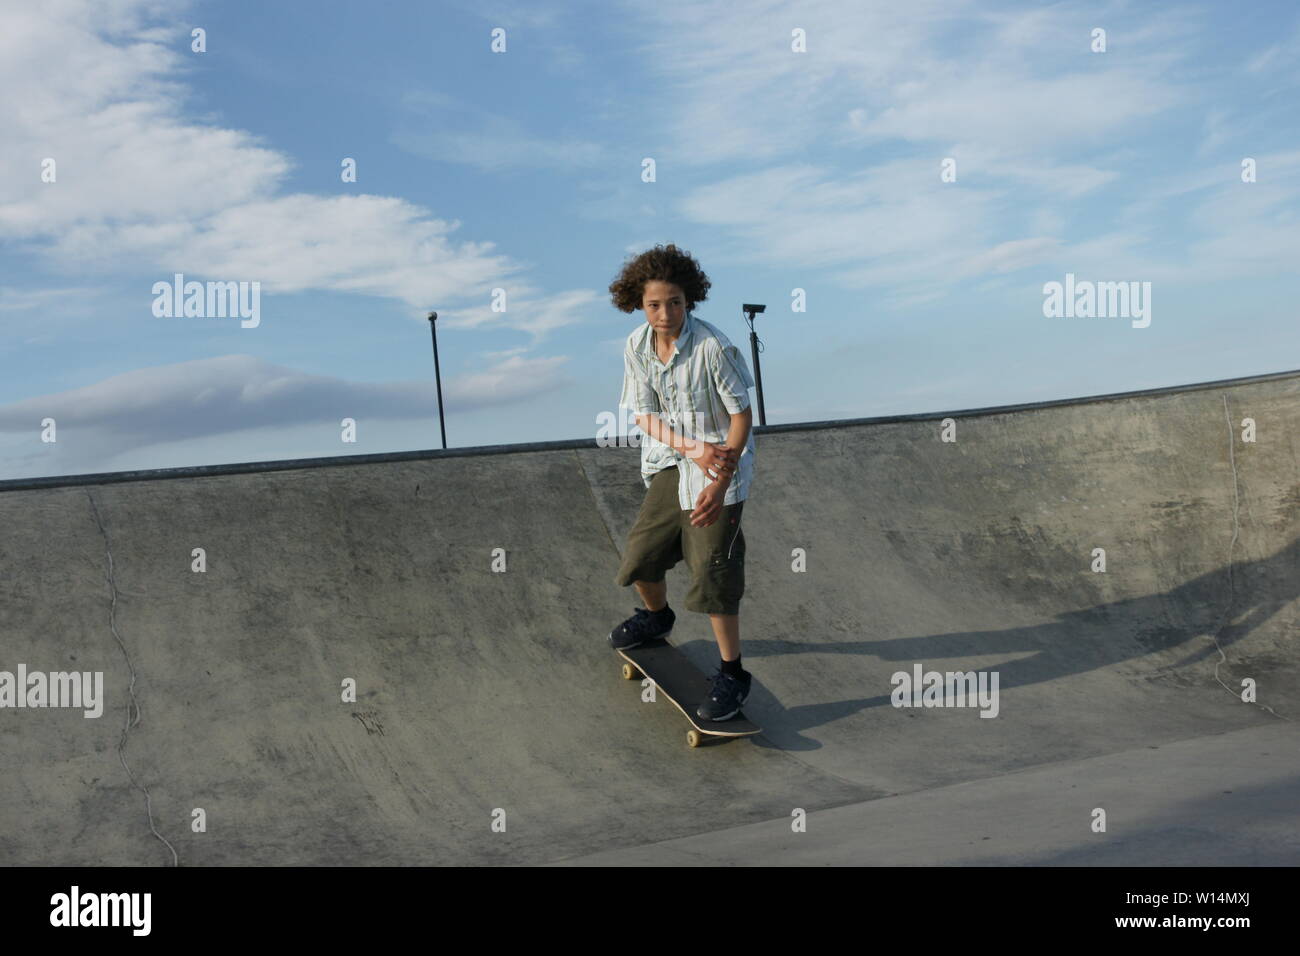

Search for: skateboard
xmin=616 ymin=640 xmax=761 ymax=748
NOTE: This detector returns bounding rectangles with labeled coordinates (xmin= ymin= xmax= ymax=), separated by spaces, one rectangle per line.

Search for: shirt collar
xmin=644 ymin=310 xmax=694 ymax=361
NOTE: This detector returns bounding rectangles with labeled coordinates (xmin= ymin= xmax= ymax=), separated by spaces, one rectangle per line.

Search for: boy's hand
xmin=690 ymin=482 xmax=727 ymax=527
xmin=683 ymin=440 xmax=739 ymax=482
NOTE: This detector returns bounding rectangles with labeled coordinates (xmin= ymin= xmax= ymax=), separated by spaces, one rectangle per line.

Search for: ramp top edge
xmin=2 ymin=366 xmax=1295 ymax=493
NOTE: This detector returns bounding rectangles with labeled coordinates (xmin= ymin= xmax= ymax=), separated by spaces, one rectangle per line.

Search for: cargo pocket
xmin=706 ymin=524 xmax=745 ymax=606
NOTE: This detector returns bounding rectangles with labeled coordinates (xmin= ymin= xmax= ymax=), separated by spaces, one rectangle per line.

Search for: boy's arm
xmin=635 ymin=407 xmax=748 ymax=482
xmin=706 ymin=339 xmax=755 ymax=486
xmin=634 ymin=413 xmax=689 ymax=455
xmin=722 ymin=406 xmax=752 ymax=461
xmin=635 ymin=413 xmax=721 ymax=462
xmin=711 ymin=406 xmax=751 ymax=489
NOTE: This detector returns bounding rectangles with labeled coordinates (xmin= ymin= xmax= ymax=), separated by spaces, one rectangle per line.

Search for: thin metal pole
xmin=427 ymin=311 xmax=447 ymax=449
xmin=744 ymin=306 xmax=767 ymax=426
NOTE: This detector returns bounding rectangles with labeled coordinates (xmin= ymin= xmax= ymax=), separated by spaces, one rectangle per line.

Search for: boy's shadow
xmin=677 ymin=536 xmax=1299 ymax=751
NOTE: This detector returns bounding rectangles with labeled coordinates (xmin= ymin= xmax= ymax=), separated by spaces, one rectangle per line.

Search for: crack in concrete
xmin=1208 ymin=395 xmax=1289 ymax=721
xmin=573 ymin=449 xmax=624 ymax=561
xmin=86 ymin=489 xmax=181 ymax=865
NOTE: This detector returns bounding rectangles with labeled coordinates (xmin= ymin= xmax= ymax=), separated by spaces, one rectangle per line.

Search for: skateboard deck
xmin=616 ymin=639 xmax=760 ymax=748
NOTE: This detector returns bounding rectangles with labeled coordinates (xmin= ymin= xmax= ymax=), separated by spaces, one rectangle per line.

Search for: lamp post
xmin=742 ymin=303 xmax=767 ymax=426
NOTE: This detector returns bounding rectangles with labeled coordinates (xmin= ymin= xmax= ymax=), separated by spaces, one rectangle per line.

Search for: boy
xmin=607 ymin=244 xmax=757 ymax=720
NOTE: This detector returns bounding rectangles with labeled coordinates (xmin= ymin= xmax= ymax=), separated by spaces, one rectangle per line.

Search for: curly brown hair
xmin=608 ymin=243 xmax=712 ymax=314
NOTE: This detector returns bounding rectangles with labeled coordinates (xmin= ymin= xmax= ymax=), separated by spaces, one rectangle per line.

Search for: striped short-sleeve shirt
xmin=618 ymin=310 xmax=757 ymax=510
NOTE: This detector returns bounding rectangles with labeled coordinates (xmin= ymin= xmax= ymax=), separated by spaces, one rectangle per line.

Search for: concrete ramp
xmin=1 ymin=370 xmax=1297 ymax=865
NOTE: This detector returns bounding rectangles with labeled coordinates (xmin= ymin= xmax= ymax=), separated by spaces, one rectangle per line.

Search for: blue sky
xmin=1 ymin=0 xmax=1298 ymax=480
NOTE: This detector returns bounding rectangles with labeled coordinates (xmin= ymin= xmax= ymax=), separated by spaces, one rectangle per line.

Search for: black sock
xmin=721 ymin=655 xmax=743 ymax=677
xmin=649 ymin=602 xmax=670 ymax=616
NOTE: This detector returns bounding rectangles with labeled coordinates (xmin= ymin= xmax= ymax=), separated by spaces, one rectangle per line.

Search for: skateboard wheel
xmin=686 ymin=730 xmax=702 ymax=748
xmin=621 ymin=663 xmax=641 ymax=681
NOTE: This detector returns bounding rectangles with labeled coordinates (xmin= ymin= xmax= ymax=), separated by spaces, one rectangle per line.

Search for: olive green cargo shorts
xmin=614 ymin=465 xmax=746 ymax=615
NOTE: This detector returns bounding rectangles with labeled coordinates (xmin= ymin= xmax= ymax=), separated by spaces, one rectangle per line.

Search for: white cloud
xmin=439 ymin=287 xmax=605 ymax=339
xmin=0 ymin=0 xmax=595 ymax=337
xmin=677 ymin=159 xmax=1000 ymax=291
xmin=612 ymin=0 xmax=1298 ymax=295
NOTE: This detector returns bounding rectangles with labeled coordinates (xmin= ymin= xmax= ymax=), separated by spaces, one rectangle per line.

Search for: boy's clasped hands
xmin=685 ymin=441 xmax=739 ymax=527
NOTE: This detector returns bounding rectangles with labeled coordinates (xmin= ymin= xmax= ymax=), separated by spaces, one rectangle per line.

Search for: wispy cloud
xmin=611 ymin=0 xmax=1298 ymax=293
xmin=0 ymin=352 xmax=573 ymax=442
xmin=393 ymin=91 xmax=610 ymax=172
xmin=1244 ymin=20 xmax=1300 ymax=77
xmin=0 ymin=286 xmax=98 ymax=314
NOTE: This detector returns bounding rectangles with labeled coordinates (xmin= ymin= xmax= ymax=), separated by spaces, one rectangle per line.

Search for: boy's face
xmin=641 ymin=280 xmax=686 ymax=336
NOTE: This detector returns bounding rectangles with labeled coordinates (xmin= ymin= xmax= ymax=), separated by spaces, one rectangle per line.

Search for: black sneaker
xmin=697 ymin=668 xmax=752 ymax=721
xmin=608 ymin=605 xmax=675 ymax=650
